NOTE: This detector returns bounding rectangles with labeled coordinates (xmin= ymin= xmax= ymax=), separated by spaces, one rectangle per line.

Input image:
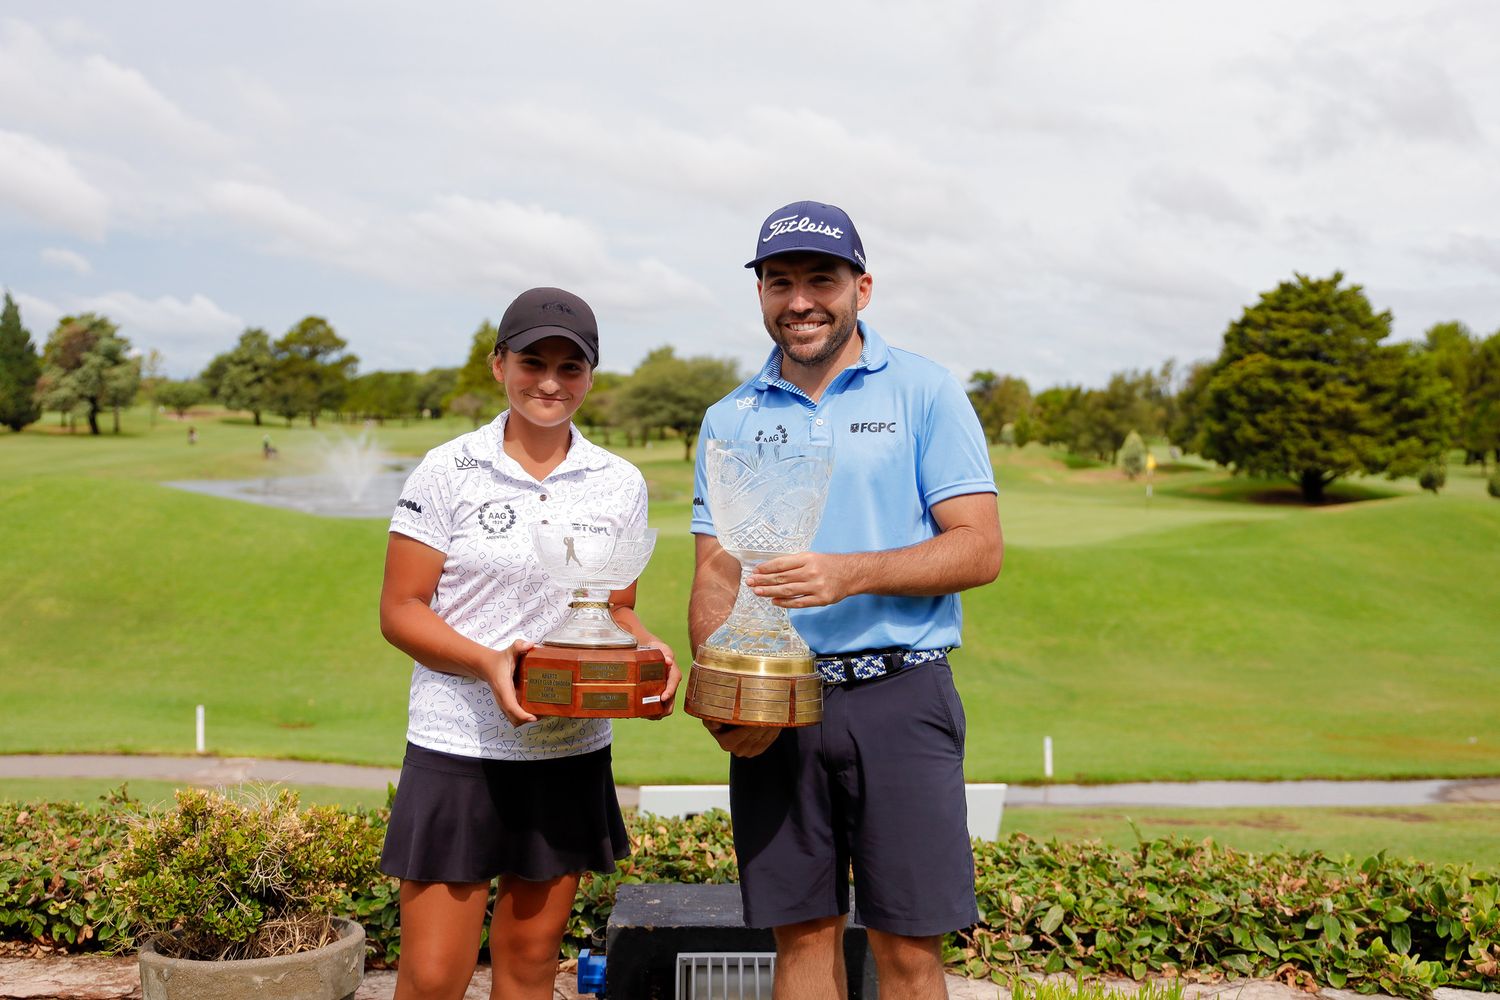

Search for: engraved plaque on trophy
xmin=517 ymin=523 xmax=669 ymax=719
xmin=685 ymin=439 xmax=834 ymax=727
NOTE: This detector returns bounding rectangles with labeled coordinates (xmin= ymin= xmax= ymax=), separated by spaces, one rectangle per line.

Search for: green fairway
xmin=0 ymin=777 xmax=388 ymax=811
xmin=1 ymin=408 xmax=1497 ymax=784
xmin=1002 ymin=803 xmax=1500 ymax=872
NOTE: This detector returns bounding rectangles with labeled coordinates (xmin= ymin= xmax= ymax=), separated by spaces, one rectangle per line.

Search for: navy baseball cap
xmin=745 ymin=200 xmax=866 ymax=274
xmin=494 ymin=287 xmax=599 ymax=366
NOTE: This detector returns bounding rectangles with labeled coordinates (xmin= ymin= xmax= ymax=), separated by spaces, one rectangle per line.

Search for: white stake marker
xmin=1043 ymin=735 xmax=1054 ymax=779
xmin=196 ymin=704 xmax=205 ymax=754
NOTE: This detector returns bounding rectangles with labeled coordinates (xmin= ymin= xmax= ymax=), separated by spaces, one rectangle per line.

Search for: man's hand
xmin=486 ymin=639 xmax=537 ymax=727
xmin=702 ymin=718 xmax=780 ymax=757
xmin=747 ymin=551 xmax=855 ymax=609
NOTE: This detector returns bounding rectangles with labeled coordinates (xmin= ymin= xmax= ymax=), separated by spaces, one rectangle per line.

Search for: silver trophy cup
xmin=518 ymin=523 xmax=668 ymax=719
xmin=685 ymin=439 xmax=834 ymax=727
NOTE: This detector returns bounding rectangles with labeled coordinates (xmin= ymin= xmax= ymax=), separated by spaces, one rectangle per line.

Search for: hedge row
xmin=1 ymin=791 xmax=1495 ymax=997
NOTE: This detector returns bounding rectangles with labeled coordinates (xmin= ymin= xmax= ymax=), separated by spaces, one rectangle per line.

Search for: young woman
xmin=378 ymin=287 xmax=678 ymax=1000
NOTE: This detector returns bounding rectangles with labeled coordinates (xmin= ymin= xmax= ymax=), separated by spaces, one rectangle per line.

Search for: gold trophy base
xmin=518 ymin=645 xmax=669 ymax=719
xmin=684 ymin=648 xmax=823 ymax=727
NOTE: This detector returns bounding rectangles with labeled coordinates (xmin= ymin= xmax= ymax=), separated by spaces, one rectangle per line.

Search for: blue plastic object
xmin=577 ymin=947 xmax=607 ymax=996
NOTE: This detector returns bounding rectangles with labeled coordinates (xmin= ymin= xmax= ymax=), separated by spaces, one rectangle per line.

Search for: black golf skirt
xmin=380 ymin=741 xmax=629 ymax=884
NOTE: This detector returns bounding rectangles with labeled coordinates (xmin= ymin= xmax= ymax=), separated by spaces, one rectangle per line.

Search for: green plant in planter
xmin=112 ymin=787 xmax=382 ymax=961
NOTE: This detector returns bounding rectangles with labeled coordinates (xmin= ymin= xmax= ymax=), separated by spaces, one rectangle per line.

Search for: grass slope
xmin=2 ymin=410 xmax=1497 ymax=786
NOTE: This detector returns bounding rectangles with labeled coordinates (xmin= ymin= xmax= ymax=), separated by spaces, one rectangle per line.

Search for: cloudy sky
xmin=2 ymin=1 xmax=1497 ymax=387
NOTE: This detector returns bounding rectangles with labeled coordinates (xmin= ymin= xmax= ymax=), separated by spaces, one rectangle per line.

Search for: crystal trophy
xmin=685 ymin=439 xmax=834 ymax=727
xmin=517 ymin=523 xmax=669 ymax=719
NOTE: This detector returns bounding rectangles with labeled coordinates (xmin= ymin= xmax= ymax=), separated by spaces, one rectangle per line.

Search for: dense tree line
xmin=3 ymin=276 xmax=1497 ymax=498
xmin=969 ymin=272 xmax=1498 ymax=501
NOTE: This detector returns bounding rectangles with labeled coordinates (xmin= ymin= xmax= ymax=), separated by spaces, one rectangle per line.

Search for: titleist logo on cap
xmin=764 ymin=214 xmax=845 ymax=243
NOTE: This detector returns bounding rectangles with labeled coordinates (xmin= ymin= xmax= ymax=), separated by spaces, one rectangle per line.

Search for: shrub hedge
xmin=1 ymin=791 xmax=1495 ymax=997
xmin=114 ymin=788 xmax=383 ymax=960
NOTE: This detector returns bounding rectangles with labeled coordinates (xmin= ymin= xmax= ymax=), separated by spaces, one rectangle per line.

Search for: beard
xmin=765 ymin=292 xmax=859 ymax=369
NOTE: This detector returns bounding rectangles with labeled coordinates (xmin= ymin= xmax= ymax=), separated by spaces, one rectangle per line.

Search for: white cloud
xmin=2 ymin=3 xmax=1498 ymax=384
xmin=1134 ymin=168 xmax=1262 ymax=231
xmin=40 ymin=248 xmax=92 ymax=275
xmin=13 ymin=289 xmax=243 ymax=375
xmin=1434 ymin=234 xmax=1500 ymax=279
xmin=202 ymin=180 xmax=713 ymax=318
xmin=0 ymin=130 xmax=109 ymax=240
xmin=206 ymin=180 xmax=356 ymax=258
xmin=0 ymin=19 xmax=230 ymax=158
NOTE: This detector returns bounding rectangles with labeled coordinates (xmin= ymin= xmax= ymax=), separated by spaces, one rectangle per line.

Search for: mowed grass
xmin=1 ymin=409 xmax=1497 ymax=786
xmin=1003 ymin=803 xmax=1500 ymax=872
xmin=0 ymin=777 xmax=388 ymax=812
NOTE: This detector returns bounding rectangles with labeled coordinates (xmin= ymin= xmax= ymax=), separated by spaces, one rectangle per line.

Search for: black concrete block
xmin=603 ymin=883 xmax=878 ymax=999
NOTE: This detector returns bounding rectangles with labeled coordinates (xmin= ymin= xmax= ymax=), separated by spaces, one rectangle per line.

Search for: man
xmin=688 ymin=200 xmax=1003 ymax=999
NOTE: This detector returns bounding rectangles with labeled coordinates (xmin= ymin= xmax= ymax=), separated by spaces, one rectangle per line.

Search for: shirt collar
xmin=478 ymin=410 xmax=610 ymax=480
xmin=752 ymin=320 xmax=889 ymax=394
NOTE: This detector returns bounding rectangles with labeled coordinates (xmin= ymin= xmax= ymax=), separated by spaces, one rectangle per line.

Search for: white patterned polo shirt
xmin=389 ymin=410 xmax=648 ymax=760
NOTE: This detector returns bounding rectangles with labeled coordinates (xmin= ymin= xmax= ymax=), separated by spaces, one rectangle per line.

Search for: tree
xmin=612 ymin=347 xmax=740 ymax=459
xmin=1032 ymin=385 xmax=1086 ymax=453
xmin=269 ymin=317 xmax=357 ymax=427
xmin=414 ymin=367 xmax=457 ymax=418
xmin=0 ymin=292 xmax=42 ymax=432
xmin=445 ymin=322 xmax=505 ymax=427
xmin=574 ymin=369 xmax=625 ymax=442
xmin=1469 ymin=332 xmax=1500 ymax=465
xmin=203 ymin=329 xmax=277 ymax=425
xmin=1090 ymin=370 xmax=1162 ymax=461
xmin=154 ymin=379 xmax=206 ymax=418
xmin=1199 ymin=273 xmax=1458 ymax=502
xmin=1169 ymin=359 xmax=1214 ymax=453
xmin=1423 ymin=322 xmax=1500 ymax=467
xmin=344 ymin=370 xmax=419 ymax=424
xmin=967 ymin=371 xmax=1032 ymax=444
xmin=1119 ymin=429 xmax=1147 ymax=480
xmin=36 ymin=313 xmax=140 ymax=435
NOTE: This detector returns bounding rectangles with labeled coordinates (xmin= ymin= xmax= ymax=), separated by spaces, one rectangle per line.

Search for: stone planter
xmin=138 ymin=917 xmax=364 ymax=1000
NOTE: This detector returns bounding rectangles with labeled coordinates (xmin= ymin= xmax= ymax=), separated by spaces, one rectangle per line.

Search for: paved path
xmin=4 ymin=754 xmax=1498 ymax=809
xmin=0 ymin=954 xmax=1485 ymax=1000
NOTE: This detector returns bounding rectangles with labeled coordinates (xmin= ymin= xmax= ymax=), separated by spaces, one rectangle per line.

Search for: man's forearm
xmin=840 ymin=519 xmax=1001 ymax=597
xmin=688 ymin=536 xmax=741 ymax=650
xmin=747 ymin=493 xmax=1003 ymax=609
xmin=688 ymin=579 xmax=736 ymax=650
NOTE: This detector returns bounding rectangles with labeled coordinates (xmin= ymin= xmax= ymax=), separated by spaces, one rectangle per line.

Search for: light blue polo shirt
xmin=691 ymin=322 xmax=996 ymax=655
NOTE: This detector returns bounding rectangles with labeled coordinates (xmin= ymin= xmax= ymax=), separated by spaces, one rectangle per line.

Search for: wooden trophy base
xmin=519 ymin=645 xmax=669 ymax=719
xmin=684 ymin=651 xmax=823 ymax=727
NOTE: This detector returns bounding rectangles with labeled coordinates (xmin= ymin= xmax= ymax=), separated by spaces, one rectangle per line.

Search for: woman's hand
xmin=640 ymin=637 xmax=680 ymax=717
xmin=485 ymin=638 xmax=537 ymax=727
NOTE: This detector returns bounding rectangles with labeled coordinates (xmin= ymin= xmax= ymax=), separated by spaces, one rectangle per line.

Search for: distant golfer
xmin=689 ymin=201 xmax=1003 ymax=999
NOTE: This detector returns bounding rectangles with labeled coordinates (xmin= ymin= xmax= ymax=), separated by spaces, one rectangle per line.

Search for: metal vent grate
xmin=676 ymin=951 xmax=777 ymax=1000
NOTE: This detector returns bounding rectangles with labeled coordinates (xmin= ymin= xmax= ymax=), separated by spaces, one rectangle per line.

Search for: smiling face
xmin=757 ymin=252 xmax=873 ymax=372
xmin=492 ymin=336 xmax=593 ymax=431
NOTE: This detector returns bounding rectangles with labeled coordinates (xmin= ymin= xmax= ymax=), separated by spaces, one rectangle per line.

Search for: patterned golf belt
xmin=814 ymin=647 xmax=953 ymax=685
